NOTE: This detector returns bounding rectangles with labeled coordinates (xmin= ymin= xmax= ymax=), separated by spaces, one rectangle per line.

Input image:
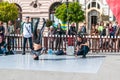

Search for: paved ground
xmin=0 ymin=53 xmax=120 ymax=80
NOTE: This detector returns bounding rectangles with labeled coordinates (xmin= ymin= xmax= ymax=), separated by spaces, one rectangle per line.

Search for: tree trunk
xmin=76 ymin=22 xmax=79 ymax=32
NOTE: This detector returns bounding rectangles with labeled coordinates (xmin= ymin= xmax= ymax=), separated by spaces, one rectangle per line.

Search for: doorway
xmin=91 ymin=16 xmax=97 ymax=25
xmin=88 ymin=10 xmax=100 ymax=33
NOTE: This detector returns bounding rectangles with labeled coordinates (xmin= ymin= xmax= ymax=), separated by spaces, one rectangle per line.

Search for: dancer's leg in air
xmin=32 ymin=18 xmax=46 ymax=60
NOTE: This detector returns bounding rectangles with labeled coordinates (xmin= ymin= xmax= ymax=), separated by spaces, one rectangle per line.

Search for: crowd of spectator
xmin=1 ymin=18 xmax=120 ymax=56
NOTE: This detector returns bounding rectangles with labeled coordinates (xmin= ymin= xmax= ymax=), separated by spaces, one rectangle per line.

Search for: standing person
xmin=98 ymin=21 xmax=104 ymax=48
xmin=68 ymin=23 xmax=76 ymax=46
xmin=20 ymin=16 xmax=33 ymax=55
xmin=32 ymin=18 xmax=46 ymax=60
xmin=8 ymin=20 xmax=14 ymax=34
xmin=90 ymin=24 xmax=99 ymax=51
xmin=8 ymin=20 xmax=14 ymax=51
xmin=54 ymin=23 xmax=63 ymax=50
xmin=75 ymin=35 xmax=90 ymax=58
xmin=109 ymin=22 xmax=115 ymax=48
xmin=81 ymin=23 xmax=87 ymax=35
xmin=116 ymin=25 xmax=120 ymax=50
xmin=48 ymin=26 xmax=55 ymax=49
xmin=0 ymin=21 xmax=5 ymax=38
xmin=98 ymin=21 xmax=104 ymax=36
xmin=113 ymin=21 xmax=118 ymax=34
xmin=7 ymin=20 xmax=17 ymax=52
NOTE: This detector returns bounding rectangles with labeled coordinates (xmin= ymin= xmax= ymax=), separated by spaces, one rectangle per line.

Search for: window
xmin=88 ymin=4 xmax=90 ymax=9
xmin=92 ymin=2 xmax=96 ymax=7
xmin=97 ymin=3 xmax=100 ymax=9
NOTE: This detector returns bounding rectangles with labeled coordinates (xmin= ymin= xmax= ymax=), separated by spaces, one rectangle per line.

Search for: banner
xmin=106 ymin=0 xmax=120 ymax=24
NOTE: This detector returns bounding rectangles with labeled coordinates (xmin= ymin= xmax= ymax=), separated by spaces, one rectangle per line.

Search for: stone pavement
xmin=0 ymin=53 xmax=120 ymax=80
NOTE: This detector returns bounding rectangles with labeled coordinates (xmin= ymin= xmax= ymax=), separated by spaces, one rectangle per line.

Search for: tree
xmin=55 ymin=2 xmax=85 ymax=30
xmin=0 ymin=1 xmax=18 ymax=22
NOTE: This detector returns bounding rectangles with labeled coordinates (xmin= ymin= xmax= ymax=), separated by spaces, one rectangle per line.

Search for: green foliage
xmin=55 ymin=2 xmax=85 ymax=23
xmin=46 ymin=19 xmax=53 ymax=27
xmin=0 ymin=1 xmax=18 ymax=22
xmin=55 ymin=3 xmax=67 ymax=22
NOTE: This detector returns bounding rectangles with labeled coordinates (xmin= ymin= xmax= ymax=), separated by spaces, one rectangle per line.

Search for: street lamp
xmin=66 ymin=0 xmax=69 ymax=30
xmin=85 ymin=0 xmax=86 ymax=22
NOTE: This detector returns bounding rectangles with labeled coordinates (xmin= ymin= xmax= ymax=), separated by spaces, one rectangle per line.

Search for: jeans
xmin=76 ymin=46 xmax=89 ymax=56
xmin=23 ymin=37 xmax=33 ymax=53
xmin=8 ymin=38 xmax=17 ymax=50
xmin=32 ymin=48 xmax=42 ymax=56
xmin=0 ymin=48 xmax=7 ymax=54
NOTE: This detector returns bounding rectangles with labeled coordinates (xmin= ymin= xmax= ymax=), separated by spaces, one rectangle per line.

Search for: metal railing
xmin=5 ymin=34 xmax=120 ymax=53
xmin=44 ymin=35 xmax=120 ymax=53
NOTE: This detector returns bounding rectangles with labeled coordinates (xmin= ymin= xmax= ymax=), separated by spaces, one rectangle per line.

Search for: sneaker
xmin=82 ymin=55 xmax=86 ymax=58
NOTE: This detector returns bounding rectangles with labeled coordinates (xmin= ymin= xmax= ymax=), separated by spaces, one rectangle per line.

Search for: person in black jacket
xmin=75 ymin=35 xmax=90 ymax=58
xmin=54 ymin=23 xmax=64 ymax=50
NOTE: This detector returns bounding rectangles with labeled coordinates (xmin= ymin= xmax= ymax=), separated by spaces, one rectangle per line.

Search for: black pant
xmin=77 ymin=46 xmax=89 ymax=56
xmin=55 ymin=37 xmax=62 ymax=50
xmin=23 ymin=37 xmax=33 ymax=53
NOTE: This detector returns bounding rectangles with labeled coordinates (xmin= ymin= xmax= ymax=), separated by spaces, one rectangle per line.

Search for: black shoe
xmin=22 ymin=52 xmax=25 ymax=55
xmin=82 ymin=55 xmax=86 ymax=58
xmin=34 ymin=56 xmax=39 ymax=60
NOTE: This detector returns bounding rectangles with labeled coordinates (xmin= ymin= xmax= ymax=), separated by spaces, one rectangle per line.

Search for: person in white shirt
xmin=21 ymin=16 xmax=33 ymax=55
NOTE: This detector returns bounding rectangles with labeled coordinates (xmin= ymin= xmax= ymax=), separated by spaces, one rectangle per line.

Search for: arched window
xmin=88 ymin=4 xmax=90 ymax=9
xmin=97 ymin=3 xmax=100 ymax=9
xmin=87 ymin=2 xmax=100 ymax=9
xmin=49 ymin=2 xmax=62 ymax=21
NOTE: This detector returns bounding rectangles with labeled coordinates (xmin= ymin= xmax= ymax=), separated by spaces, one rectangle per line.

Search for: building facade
xmin=3 ymin=0 xmax=114 ymax=32
xmin=80 ymin=0 xmax=114 ymax=30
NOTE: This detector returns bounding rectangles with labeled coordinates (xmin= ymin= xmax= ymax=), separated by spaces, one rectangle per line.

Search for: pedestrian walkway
xmin=0 ymin=54 xmax=104 ymax=73
xmin=0 ymin=54 xmax=120 ymax=80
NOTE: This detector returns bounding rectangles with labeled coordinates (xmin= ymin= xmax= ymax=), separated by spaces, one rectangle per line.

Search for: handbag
xmin=66 ymin=46 xmax=74 ymax=55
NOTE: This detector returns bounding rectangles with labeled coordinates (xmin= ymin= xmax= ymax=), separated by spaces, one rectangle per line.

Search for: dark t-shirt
xmin=54 ymin=28 xmax=63 ymax=35
xmin=77 ymin=38 xmax=87 ymax=46
xmin=68 ymin=26 xmax=76 ymax=35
